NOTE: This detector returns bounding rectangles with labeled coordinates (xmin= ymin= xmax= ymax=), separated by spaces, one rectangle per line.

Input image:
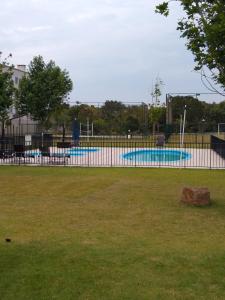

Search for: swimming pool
xmin=26 ymin=148 xmax=99 ymax=157
xmin=66 ymin=148 xmax=99 ymax=156
xmin=122 ymin=149 xmax=191 ymax=162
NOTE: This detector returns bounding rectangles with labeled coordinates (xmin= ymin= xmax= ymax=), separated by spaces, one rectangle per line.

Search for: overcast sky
xmin=0 ymin=0 xmax=224 ymax=104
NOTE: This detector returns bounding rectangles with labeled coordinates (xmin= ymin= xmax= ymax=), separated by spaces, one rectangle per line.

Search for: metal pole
xmin=166 ymin=94 xmax=169 ymax=124
xmin=180 ymin=114 xmax=183 ymax=148
xmin=181 ymin=105 xmax=187 ymax=147
xmin=92 ymin=122 xmax=94 ymax=137
xmin=87 ymin=118 xmax=89 ymax=142
xmin=41 ymin=132 xmax=44 ymax=148
xmin=19 ymin=116 xmax=21 ymax=137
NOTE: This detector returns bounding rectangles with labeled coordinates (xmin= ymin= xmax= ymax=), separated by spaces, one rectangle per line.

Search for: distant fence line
xmin=1 ymin=120 xmax=225 ymax=141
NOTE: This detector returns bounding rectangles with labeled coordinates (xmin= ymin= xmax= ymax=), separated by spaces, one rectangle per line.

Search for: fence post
xmin=210 ymin=142 xmax=212 ymax=170
xmin=135 ymin=142 xmax=136 ymax=167
xmin=111 ymin=142 xmax=112 ymax=167
xmin=88 ymin=142 xmax=90 ymax=167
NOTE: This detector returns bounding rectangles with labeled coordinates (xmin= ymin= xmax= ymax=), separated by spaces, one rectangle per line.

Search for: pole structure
xmin=180 ymin=114 xmax=183 ymax=148
xmin=181 ymin=105 xmax=187 ymax=147
xmin=87 ymin=118 xmax=89 ymax=141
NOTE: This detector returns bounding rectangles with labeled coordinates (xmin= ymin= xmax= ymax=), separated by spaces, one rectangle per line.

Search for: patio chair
xmin=0 ymin=149 xmax=13 ymax=159
xmin=39 ymin=145 xmax=70 ymax=164
xmin=156 ymin=135 xmax=165 ymax=147
xmin=13 ymin=145 xmax=35 ymax=163
xmin=0 ymin=140 xmax=13 ymax=159
xmin=56 ymin=142 xmax=72 ymax=149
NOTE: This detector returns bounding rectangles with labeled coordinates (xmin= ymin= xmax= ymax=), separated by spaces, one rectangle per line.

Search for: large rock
xmin=181 ymin=187 xmax=211 ymax=206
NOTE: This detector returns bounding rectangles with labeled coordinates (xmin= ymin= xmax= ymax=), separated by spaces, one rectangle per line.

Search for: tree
xmin=0 ymin=53 xmax=15 ymax=140
xmin=151 ymin=77 xmax=164 ymax=106
xmin=124 ymin=116 xmax=140 ymax=133
xmin=50 ymin=104 xmax=71 ymax=141
xmin=149 ymin=78 xmax=165 ymax=135
xmin=170 ymin=96 xmax=205 ymax=132
xmin=101 ymin=101 xmax=126 ymax=134
xmin=16 ymin=56 xmax=73 ymax=127
xmin=149 ymin=106 xmax=166 ymax=135
xmin=156 ymin=1 xmax=225 ymax=92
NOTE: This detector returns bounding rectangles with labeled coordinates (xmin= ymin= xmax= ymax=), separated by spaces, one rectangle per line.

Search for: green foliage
xmin=149 ymin=106 xmax=165 ymax=123
xmin=0 ymin=54 xmax=15 ymax=137
xmin=101 ymin=101 xmax=126 ymax=134
xmin=170 ymin=95 xmax=225 ymax=132
xmin=124 ymin=116 xmax=140 ymax=132
xmin=156 ymin=1 xmax=225 ymax=90
xmin=93 ymin=118 xmax=108 ymax=135
xmin=171 ymin=96 xmax=205 ymax=131
xmin=155 ymin=1 xmax=169 ymax=16
xmin=29 ymin=96 xmax=225 ymax=135
xmin=151 ymin=77 xmax=164 ymax=106
xmin=65 ymin=101 xmax=150 ymax=135
xmin=149 ymin=106 xmax=166 ymax=134
xmin=149 ymin=78 xmax=165 ymax=134
xmin=16 ymin=56 xmax=73 ymax=126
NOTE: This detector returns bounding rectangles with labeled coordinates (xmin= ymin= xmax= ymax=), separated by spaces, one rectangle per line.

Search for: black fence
xmin=0 ymin=134 xmax=225 ymax=169
xmin=211 ymin=135 xmax=225 ymax=160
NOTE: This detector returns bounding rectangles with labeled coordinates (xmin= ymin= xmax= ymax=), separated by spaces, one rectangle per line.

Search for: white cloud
xmin=0 ymin=0 xmax=221 ymax=103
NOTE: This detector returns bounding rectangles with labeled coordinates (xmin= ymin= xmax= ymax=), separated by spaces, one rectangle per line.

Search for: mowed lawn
xmin=0 ymin=167 xmax=225 ymax=300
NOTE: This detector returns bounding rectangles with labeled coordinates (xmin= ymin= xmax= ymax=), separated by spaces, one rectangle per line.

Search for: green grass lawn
xmin=1 ymin=167 xmax=225 ymax=300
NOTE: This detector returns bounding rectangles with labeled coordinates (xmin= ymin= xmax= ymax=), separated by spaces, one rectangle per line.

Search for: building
xmin=4 ymin=65 xmax=39 ymax=135
xmin=11 ymin=64 xmax=27 ymax=87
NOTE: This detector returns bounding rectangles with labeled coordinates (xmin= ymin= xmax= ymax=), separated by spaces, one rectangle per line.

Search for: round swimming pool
xmin=123 ymin=149 xmax=191 ymax=162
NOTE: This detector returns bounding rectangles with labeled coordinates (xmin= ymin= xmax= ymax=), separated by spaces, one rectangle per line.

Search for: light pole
xmin=181 ymin=105 xmax=187 ymax=147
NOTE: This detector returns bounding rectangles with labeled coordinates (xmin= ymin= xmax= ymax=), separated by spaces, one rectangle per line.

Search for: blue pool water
xmin=66 ymin=148 xmax=99 ymax=156
xmin=26 ymin=148 xmax=99 ymax=157
xmin=123 ymin=149 xmax=191 ymax=162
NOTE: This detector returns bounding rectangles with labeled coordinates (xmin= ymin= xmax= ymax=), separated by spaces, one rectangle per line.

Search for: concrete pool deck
xmin=1 ymin=147 xmax=224 ymax=169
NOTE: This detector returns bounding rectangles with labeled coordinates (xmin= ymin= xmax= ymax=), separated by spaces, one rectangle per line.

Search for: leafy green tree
xmin=94 ymin=118 xmax=108 ymax=135
xmin=203 ymin=101 xmax=225 ymax=132
xmin=170 ymin=96 xmax=205 ymax=132
xmin=16 ymin=56 xmax=73 ymax=127
xmin=151 ymin=77 xmax=164 ymax=106
xmin=50 ymin=104 xmax=71 ymax=141
xmin=77 ymin=104 xmax=100 ymax=123
xmin=101 ymin=101 xmax=126 ymax=134
xmin=0 ymin=53 xmax=15 ymax=139
xmin=149 ymin=106 xmax=166 ymax=135
xmin=149 ymin=78 xmax=165 ymax=135
xmin=124 ymin=116 xmax=140 ymax=133
xmin=156 ymin=1 xmax=225 ymax=92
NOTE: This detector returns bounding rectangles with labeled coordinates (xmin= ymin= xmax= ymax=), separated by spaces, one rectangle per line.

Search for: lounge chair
xmin=39 ymin=146 xmax=70 ymax=164
xmin=13 ymin=145 xmax=35 ymax=163
xmin=156 ymin=135 xmax=165 ymax=147
xmin=56 ymin=142 xmax=72 ymax=149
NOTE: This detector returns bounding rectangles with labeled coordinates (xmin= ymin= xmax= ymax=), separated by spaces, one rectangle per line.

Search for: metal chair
xmin=13 ymin=145 xmax=35 ymax=163
xmin=39 ymin=145 xmax=70 ymax=165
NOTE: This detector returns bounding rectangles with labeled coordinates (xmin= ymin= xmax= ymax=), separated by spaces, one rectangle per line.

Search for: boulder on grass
xmin=181 ymin=187 xmax=211 ymax=206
